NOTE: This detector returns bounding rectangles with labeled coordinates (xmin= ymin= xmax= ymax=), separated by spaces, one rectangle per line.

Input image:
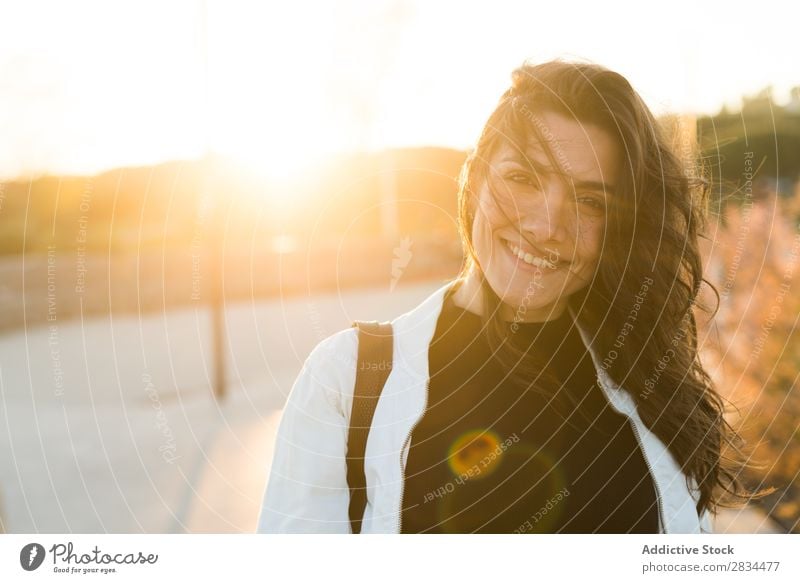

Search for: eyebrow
xmin=498 ymin=154 xmax=616 ymax=196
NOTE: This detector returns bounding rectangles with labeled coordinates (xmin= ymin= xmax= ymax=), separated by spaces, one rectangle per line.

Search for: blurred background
xmin=0 ymin=0 xmax=797 ymax=533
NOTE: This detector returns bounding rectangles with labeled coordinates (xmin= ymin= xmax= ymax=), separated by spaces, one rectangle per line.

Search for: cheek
xmin=576 ymin=217 xmax=605 ymax=263
xmin=471 ymin=211 xmax=493 ymax=254
xmin=472 ymin=195 xmax=503 ymax=241
xmin=475 ymin=194 xmax=500 ymax=224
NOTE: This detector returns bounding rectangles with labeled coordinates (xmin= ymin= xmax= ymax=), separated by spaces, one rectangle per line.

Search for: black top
xmin=399 ymin=286 xmax=659 ymax=533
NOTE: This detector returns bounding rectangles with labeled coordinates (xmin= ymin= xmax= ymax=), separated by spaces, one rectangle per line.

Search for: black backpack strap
xmin=346 ymin=320 xmax=393 ymax=534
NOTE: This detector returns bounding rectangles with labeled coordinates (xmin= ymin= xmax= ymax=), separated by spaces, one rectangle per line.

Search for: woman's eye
xmin=505 ymin=172 xmax=534 ymax=185
xmin=578 ymin=196 xmax=605 ymax=211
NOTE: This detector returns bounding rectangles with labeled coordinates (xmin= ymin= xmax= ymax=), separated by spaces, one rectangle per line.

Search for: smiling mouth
xmin=502 ymin=239 xmax=568 ymax=270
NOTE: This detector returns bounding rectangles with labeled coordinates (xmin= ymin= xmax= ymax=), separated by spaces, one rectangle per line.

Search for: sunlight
xmin=1 ymin=0 xmax=797 ymax=183
xmin=203 ymin=0 xmax=353 ymax=185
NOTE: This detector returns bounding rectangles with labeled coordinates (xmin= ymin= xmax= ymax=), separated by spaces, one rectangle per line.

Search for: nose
xmin=519 ymin=179 xmax=571 ymax=242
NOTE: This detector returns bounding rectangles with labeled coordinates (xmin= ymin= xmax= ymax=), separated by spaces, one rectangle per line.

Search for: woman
xmin=257 ymin=59 xmax=764 ymax=533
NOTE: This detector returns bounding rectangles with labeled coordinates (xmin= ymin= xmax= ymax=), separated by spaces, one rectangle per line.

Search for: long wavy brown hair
xmin=454 ymin=59 xmax=773 ymax=517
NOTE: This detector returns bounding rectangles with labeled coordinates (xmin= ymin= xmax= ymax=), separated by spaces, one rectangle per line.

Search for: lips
xmin=500 ymin=237 xmax=569 ymax=266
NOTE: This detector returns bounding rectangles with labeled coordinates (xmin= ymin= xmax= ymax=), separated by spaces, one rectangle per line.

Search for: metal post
xmin=198 ymin=0 xmax=225 ymax=400
xmin=210 ymin=190 xmax=226 ymax=400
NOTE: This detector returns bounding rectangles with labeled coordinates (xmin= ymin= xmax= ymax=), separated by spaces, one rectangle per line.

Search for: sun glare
xmin=1 ymin=0 xmax=797 ymax=185
xmin=203 ymin=1 xmax=351 ymax=186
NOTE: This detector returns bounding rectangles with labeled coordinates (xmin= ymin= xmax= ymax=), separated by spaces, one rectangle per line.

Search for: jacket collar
xmin=392 ymin=278 xmax=632 ymax=412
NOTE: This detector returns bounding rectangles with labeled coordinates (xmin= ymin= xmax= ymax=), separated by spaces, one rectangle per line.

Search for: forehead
xmin=491 ymin=111 xmax=620 ymax=181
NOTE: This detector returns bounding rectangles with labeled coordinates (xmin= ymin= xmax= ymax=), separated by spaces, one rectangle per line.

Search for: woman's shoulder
xmin=300 ymin=280 xmax=457 ymax=392
xmin=305 ymin=326 xmax=360 ymax=376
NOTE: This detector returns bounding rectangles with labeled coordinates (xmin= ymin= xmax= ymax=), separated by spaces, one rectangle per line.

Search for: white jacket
xmin=257 ymin=280 xmax=714 ymax=534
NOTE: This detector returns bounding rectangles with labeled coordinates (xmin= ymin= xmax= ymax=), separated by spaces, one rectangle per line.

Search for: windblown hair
xmin=455 ymin=59 xmax=772 ymax=517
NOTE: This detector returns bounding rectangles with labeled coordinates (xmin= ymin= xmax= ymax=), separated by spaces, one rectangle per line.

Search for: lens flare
xmin=437 ymin=441 xmax=569 ymax=533
xmin=448 ymin=428 xmax=504 ymax=479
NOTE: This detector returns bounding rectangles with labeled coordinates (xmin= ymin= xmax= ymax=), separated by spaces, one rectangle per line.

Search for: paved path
xmin=0 ymin=279 xmax=782 ymax=533
xmin=0 ymin=280 xmax=445 ymax=532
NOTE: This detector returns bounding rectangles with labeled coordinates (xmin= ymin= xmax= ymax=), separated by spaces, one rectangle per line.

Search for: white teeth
xmin=505 ymin=240 xmax=558 ymax=269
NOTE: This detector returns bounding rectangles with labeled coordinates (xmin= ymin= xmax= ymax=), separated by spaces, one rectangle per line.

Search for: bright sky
xmin=0 ymin=0 xmax=797 ymax=180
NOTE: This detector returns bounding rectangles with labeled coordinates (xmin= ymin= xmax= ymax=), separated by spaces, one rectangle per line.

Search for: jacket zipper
xmin=626 ymin=416 xmax=667 ymax=533
xmin=396 ymin=376 xmax=431 ymax=533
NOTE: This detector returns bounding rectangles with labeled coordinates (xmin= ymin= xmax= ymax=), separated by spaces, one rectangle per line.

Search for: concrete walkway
xmin=0 ymin=281 xmax=443 ymax=532
xmin=0 ymin=279 xmax=783 ymax=533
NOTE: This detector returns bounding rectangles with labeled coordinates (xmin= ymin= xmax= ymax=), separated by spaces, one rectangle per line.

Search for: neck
xmin=449 ymin=272 xmax=568 ymax=323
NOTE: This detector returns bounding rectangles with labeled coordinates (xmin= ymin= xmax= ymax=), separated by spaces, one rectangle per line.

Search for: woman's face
xmin=470 ymin=110 xmax=620 ymax=322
